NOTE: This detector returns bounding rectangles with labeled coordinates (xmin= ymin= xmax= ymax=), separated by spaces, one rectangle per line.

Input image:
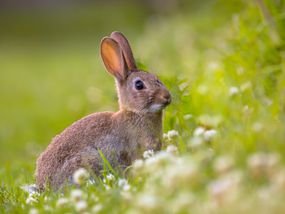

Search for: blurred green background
xmin=1 ymin=0 xmax=285 ymax=196
xmin=0 ymin=0 xmax=173 ymax=165
xmin=0 ymin=0 xmax=242 ymax=167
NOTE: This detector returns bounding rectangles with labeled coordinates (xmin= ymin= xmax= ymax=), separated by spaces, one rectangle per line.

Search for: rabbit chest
xmin=75 ymin=110 xmax=162 ymax=171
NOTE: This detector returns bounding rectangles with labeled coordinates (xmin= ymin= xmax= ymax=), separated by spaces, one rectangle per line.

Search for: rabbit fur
xmin=35 ymin=31 xmax=171 ymax=190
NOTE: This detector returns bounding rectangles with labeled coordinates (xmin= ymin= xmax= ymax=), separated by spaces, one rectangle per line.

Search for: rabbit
xmin=35 ymin=31 xmax=171 ymax=190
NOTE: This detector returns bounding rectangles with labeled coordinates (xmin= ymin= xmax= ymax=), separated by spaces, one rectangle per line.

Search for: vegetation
xmin=0 ymin=0 xmax=285 ymax=213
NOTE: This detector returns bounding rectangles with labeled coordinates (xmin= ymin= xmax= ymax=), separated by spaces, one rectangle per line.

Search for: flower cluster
xmin=163 ymin=130 xmax=179 ymax=141
xmin=21 ymin=149 xmax=285 ymax=213
xmin=128 ymin=148 xmax=285 ymax=213
xmin=73 ymin=167 xmax=90 ymax=185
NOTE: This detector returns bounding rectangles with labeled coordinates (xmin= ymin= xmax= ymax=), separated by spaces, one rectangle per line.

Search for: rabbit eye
xmin=134 ymin=80 xmax=144 ymax=90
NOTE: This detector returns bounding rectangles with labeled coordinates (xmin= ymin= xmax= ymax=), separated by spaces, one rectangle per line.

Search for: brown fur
xmin=35 ymin=32 xmax=171 ymax=190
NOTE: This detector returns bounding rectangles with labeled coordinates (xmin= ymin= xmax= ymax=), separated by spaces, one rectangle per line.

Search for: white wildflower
xmin=118 ymin=178 xmax=131 ymax=192
xmin=168 ymin=130 xmax=179 ymax=138
xmin=247 ymin=153 xmax=267 ymax=176
xmin=44 ymin=205 xmax=53 ymax=211
xmin=136 ymin=193 xmax=160 ymax=211
xmin=179 ymin=82 xmax=189 ymax=91
xmin=133 ymin=159 xmax=144 ymax=171
xmin=193 ymin=127 xmax=205 ymax=136
xmin=121 ymin=191 xmax=132 ymax=200
xmin=144 ymin=156 xmax=157 ymax=168
xmin=70 ymin=189 xmax=84 ymax=202
xmin=247 ymin=153 xmax=279 ymax=177
xmin=92 ymin=204 xmax=103 ymax=213
xmin=163 ymin=133 xmax=169 ymax=140
xmin=29 ymin=191 xmax=40 ymax=198
xmin=170 ymin=192 xmax=195 ymax=213
xmin=73 ymin=168 xmax=90 ymax=185
xmin=21 ymin=184 xmax=39 ymax=195
xmin=174 ymin=160 xmax=198 ymax=181
xmin=56 ymin=197 xmax=69 ymax=208
xmin=163 ymin=160 xmax=198 ymax=189
xmin=106 ymin=173 xmax=115 ymax=182
xmin=214 ymin=156 xmax=234 ymax=174
xmin=209 ymin=180 xmax=231 ymax=204
xmin=118 ymin=178 xmax=128 ymax=187
xmin=26 ymin=196 xmax=38 ymax=204
xmin=75 ymin=200 xmax=88 ymax=212
xmin=29 ymin=208 xmax=39 ymax=214
xmin=208 ymin=173 xmax=240 ymax=205
xmin=122 ymin=184 xmax=131 ymax=192
xmin=204 ymin=129 xmax=218 ymax=141
xmin=166 ymin=144 xmax=179 ymax=156
xmin=229 ymin=87 xmax=239 ymax=96
xmin=209 ymin=179 xmax=232 ymax=198
xmin=143 ymin=150 xmax=154 ymax=159
xmin=164 ymin=130 xmax=179 ymax=141
xmin=144 ymin=151 xmax=174 ymax=173
xmin=104 ymin=184 xmax=111 ymax=190
xmin=193 ymin=127 xmax=217 ymax=141
xmin=189 ymin=136 xmax=204 ymax=149
xmin=143 ymin=151 xmax=171 ymax=173
xmin=183 ymin=114 xmax=193 ymax=120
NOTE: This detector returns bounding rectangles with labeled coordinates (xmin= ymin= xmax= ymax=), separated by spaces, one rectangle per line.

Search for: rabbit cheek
xmin=130 ymin=92 xmax=148 ymax=111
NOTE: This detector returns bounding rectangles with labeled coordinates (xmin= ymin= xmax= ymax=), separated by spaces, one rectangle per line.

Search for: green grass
xmin=1 ymin=0 xmax=285 ymax=213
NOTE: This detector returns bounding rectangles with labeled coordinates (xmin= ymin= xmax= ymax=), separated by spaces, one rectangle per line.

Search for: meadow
xmin=1 ymin=0 xmax=285 ymax=213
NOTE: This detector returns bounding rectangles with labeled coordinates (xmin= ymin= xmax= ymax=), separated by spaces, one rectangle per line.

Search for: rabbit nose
xmin=162 ymin=92 xmax=171 ymax=105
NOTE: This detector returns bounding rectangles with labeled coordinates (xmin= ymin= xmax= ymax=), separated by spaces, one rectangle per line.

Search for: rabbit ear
xmin=100 ymin=37 xmax=128 ymax=81
xmin=110 ymin=31 xmax=137 ymax=71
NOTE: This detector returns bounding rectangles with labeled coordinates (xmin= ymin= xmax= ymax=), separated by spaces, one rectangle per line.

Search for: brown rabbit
xmin=35 ymin=31 xmax=171 ymax=190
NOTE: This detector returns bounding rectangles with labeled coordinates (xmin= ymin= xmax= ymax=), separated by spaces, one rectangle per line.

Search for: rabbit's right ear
xmin=100 ymin=37 xmax=127 ymax=81
xmin=110 ymin=31 xmax=137 ymax=71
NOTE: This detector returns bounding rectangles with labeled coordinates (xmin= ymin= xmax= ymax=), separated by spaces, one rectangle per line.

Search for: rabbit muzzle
xmin=161 ymin=91 xmax=171 ymax=105
xmin=148 ymin=89 xmax=171 ymax=113
xmin=157 ymin=88 xmax=171 ymax=107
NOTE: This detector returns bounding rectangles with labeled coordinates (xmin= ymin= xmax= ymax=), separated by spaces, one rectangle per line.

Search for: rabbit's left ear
xmin=100 ymin=37 xmax=128 ymax=81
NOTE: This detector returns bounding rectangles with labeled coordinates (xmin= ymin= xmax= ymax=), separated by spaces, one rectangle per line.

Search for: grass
xmin=1 ymin=0 xmax=285 ymax=213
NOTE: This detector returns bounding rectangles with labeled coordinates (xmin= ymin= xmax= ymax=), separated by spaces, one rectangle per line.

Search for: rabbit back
xmin=35 ymin=111 xmax=132 ymax=190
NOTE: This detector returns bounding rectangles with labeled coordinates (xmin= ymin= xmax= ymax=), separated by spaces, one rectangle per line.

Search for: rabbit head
xmin=100 ymin=31 xmax=171 ymax=113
